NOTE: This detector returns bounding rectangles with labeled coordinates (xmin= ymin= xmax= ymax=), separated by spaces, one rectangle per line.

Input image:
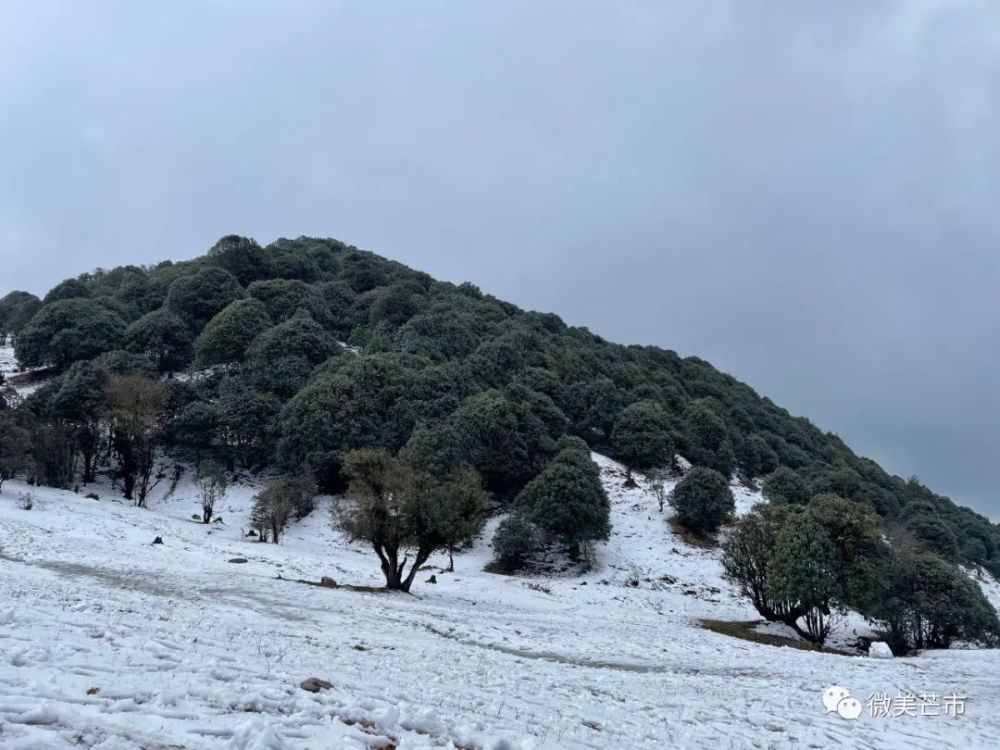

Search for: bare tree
xmin=197 ymin=461 xmax=227 ymax=524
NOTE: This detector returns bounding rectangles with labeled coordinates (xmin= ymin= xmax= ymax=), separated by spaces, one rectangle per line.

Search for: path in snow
xmin=0 ymin=455 xmax=998 ymax=748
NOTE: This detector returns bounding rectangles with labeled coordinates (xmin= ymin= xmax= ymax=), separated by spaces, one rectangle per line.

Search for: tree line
xmin=1 ymin=234 xmax=998 ymax=614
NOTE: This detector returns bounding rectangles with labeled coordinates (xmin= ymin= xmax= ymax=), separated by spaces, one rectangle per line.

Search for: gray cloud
xmin=1 ymin=1 xmax=998 ymax=516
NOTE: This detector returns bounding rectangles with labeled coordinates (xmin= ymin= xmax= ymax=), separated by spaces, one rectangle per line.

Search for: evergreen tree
xmin=670 ymin=466 xmax=734 ymax=533
xmin=722 ymin=504 xmax=806 ymax=625
xmin=16 ymin=299 xmax=127 ymax=368
xmin=768 ymin=513 xmax=839 ymax=643
xmin=610 ymin=400 xmax=675 ymax=479
xmin=337 ymin=448 xmax=485 ymax=590
xmin=904 ymin=514 xmax=960 ymax=560
xmin=0 ymin=411 xmax=33 ymax=493
xmin=491 ymin=513 xmax=542 ymax=572
xmin=0 ymin=291 xmax=41 ymax=341
xmin=122 ymin=309 xmax=194 ymax=373
xmin=761 ymin=466 xmax=810 ymax=506
xmin=514 ymin=446 xmax=610 ymax=558
xmin=735 ymin=434 xmax=779 ymax=478
xmin=165 ymin=267 xmax=244 ymax=330
xmin=682 ymin=401 xmax=735 ymax=477
xmin=867 ymin=550 xmax=1000 ymax=654
xmin=195 ymin=298 xmax=273 ymax=365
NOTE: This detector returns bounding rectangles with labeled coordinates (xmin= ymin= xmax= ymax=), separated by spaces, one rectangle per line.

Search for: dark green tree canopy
xmin=195 ymin=298 xmax=273 ymax=366
xmin=670 ymin=466 xmax=734 ymax=533
xmin=165 ymin=266 xmax=244 ymax=330
xmin=247 ymin=312 xmax=338 ymax=368
xmin=0 ymin=291 xmax=41 ymax=339
xmin=762 ymin=466 xmax=811 ymax=506
xmin=7 ymin=232 xmax=1000 ymax=579
xmin=123 ymin=309 xmax=194 ymax=373
xmin=514 ymin=446 xmax=610 ymax=556
xmin=15 ymin=299 xmax=127 ymax=369
xmin=247 ymin=278 xmax=334 ymax=328
xmin=610 ymin=400 xmax=675 ymax=473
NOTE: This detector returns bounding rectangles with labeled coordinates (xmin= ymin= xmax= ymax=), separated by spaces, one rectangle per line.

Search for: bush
xmin=515 ymin=447 xmax=610 ymax=558
xmin=761 ymin=466 xmax=810 ymax=506
xmin=904 ymin=514 xmax=960 ymax=560
xmin=670 ymin=466 xmax=734 ymax=533
xmin=610 ymin=401 xmax=674 ymax=477
xmin=491 ymin=514 xmax=542 ymax=572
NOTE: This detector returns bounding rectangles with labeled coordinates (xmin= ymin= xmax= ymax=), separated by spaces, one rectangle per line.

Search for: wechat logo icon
xmin=823 ymin=685 xmax=863 ymax=720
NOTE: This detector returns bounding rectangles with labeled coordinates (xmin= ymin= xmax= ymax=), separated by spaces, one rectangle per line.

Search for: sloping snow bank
xmin=1 ymin=456 xmax=999 ymax=748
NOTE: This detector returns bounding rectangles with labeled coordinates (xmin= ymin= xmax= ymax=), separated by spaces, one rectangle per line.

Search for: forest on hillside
xmin=1 ymin=235 xmax=998 ymax=652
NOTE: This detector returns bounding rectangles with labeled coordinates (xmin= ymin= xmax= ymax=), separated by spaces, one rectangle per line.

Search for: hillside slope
xmin=1 ymin=459 xmax=998 ymax=749
xmin=1 ymin=236 xmax=996 ymax=575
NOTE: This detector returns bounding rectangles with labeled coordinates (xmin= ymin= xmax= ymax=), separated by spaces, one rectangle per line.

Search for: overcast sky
xmin=1 ymin=1 xmax=998 ymax=517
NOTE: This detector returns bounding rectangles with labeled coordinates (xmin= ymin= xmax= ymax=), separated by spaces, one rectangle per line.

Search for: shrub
xmin=670 ymin=466 xmax=734 ymax=533
xmin=610 ymin=401 xmax=674 ymax=478
xmin=761 ymin=466 xmax=810 ymax=506
xmin=515 ymin=447 xmax=610 ymax=558
xmin=491 ymin=514 xmax=542 ymax=572
xmin=904 ymin=514 xmax=960 ymax=560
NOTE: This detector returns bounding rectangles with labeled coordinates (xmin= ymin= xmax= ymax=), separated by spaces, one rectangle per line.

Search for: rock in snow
xmin=868 ymin=641 xmax=894 ymax=659
xmin=299 ymin=677 xmax=333 ymax=693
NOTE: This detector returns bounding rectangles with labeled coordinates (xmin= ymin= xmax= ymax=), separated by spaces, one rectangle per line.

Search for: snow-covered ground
xmin=0 ymin=343 xmax=46 ymax=399
xmin=1 ymin=454 xmax=999 ymax=748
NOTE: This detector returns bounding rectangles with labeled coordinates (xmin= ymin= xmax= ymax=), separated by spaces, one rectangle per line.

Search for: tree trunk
xmin=375 ymin=544 xmax=406 ymax=590
xmin=400 ymin=545 xmax=435 ymax=592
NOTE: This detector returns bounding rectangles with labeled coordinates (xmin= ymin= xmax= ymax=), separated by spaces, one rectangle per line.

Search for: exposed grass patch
xmin=698 ymin=618 xmax=854 ymax=655
xmin=667 ymin=516 xmax=718 ymax=549
xmin=276 ymin=574 xmax=391 ymax=594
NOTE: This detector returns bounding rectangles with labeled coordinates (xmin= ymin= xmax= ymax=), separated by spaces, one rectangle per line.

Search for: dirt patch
xmin=698 ymin=618 xmax=853 ymax=656
xmin=276 ymin=574 xmax=392 ymax=594
xmin=667 ymin=517 xmax=719 ymax=549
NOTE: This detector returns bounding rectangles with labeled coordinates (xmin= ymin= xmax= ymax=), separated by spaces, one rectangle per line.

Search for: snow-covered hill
xmin=1 ymin=455 xmax=999 ymax=748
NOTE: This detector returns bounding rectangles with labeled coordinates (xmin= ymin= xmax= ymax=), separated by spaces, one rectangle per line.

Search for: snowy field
xmin=1 ymin=453 xmax=1000 ymax=749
